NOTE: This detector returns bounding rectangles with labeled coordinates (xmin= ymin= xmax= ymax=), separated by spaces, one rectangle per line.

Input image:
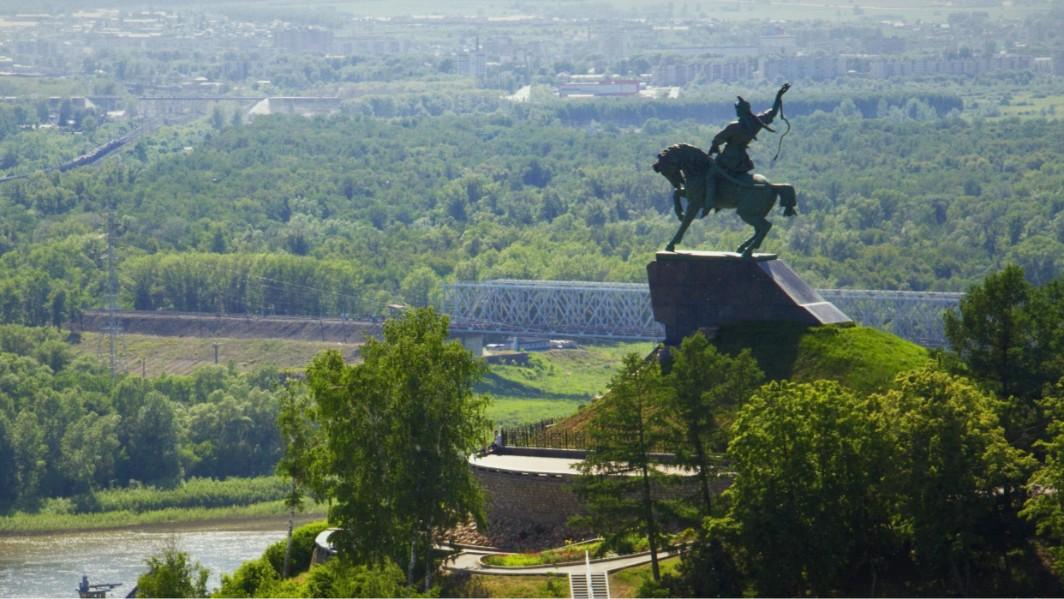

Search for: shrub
xmin=216 ymin=557 xmax=278 ymax=598
xmin=138 ymin=545 xmax=209 ymax=598
xmin=304 ymin=559 xmax=416 ymax=598
xmin=263 ymin=520 xmax=329 ymax=577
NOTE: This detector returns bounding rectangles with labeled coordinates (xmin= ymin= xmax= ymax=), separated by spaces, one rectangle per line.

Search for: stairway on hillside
xmin=569 ymin=573 xmax=588 ymax=599
xmin=568 ymin=572 xmax=610 ymax=599
xmin=590 ymin=572 xmax=609 ymax=598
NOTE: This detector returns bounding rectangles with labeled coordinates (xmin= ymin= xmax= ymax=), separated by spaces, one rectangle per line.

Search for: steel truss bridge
xmin=443 ymin=280 xmax=964 ymax=348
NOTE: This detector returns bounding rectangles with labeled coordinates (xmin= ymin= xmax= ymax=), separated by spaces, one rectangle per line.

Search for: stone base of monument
xmin=647 ymin=250 xmax=852 ymax=345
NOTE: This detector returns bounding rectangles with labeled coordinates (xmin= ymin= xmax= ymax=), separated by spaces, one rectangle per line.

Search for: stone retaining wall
xmin=472 ymin=457 xmax=730 ymax=551
xmin=472 ymin=465 xmax=589 ymax=550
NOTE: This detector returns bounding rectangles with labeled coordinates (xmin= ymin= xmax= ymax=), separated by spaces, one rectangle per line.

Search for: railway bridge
xmin=443 ymin=280 xmax=963 ymax=348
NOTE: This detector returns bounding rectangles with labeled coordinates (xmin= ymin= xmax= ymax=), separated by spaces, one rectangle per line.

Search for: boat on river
xmin=76 ymin=575 xmax=122 ymax=598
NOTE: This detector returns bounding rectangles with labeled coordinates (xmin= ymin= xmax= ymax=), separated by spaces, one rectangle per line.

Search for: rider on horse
xmin=651 ymin=84 xmax=797 ymax=256
xmin=703 ymin=83 xmax=791 ymax=215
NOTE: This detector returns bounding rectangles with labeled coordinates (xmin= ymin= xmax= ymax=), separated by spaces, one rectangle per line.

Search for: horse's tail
xmin=774 ymin=184 xmax=797 ymax=216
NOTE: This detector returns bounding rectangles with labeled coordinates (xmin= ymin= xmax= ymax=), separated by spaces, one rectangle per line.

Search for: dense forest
xmin=0 ymin=94 xmax=1061 ymax=323
xmin=0 ymin=324 xmax=285 ymax=512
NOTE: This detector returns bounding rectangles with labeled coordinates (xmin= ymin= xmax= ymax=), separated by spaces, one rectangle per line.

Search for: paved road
xmin=445 ymin=548 xmax=678 ymax=576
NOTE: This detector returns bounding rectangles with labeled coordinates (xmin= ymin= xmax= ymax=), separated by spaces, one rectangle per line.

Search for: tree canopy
xmin=302 ymin=308 xmax=488 ymax=588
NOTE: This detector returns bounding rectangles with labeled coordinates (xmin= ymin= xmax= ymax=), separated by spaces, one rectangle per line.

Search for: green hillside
xmin=551 ymin=324 xmax=931 ymax=435
xmin=714 ymin=323 xmax=933 ymax=395
xmin=480 ymin=342 xmax=655 ymax=426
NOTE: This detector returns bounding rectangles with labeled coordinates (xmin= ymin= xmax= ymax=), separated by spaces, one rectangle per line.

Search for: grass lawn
xmin=483 ymin=343 xmax=654 ymax=399
xmin=608 ymin=557 xmax=681 ymax=599
xmin=479 ymin=342 xmax=654 ymax=426
xmin=467 ymin=574 xmax=569 ymax=598
xmin=968 ymin=89 xmax=1064 ymax=121
xmin=486 ymin=397 xmax=588 ymax=428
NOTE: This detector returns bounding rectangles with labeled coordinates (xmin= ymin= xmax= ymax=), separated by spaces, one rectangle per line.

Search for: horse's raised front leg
xmin=666 ymin=202 xmax=699 ymax=252
xmin=672 ymin=189 xmax=684 ymax=221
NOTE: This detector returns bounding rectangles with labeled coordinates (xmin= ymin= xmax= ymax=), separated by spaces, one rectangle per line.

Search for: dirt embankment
xmin=73 ymin=310 xmax=381 ymax=343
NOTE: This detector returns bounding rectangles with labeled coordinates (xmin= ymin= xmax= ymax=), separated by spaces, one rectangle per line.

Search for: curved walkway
xmin=445 ymin=548 xmax=678 ymax=576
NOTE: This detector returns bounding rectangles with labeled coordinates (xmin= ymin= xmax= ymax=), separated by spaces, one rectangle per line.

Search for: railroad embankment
xmin=72 ymin=310 xmax=380 ymax=343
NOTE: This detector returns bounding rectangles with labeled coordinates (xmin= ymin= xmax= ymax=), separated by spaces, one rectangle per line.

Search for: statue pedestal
xmin=647 ymin=251 xmax=852 ymax=345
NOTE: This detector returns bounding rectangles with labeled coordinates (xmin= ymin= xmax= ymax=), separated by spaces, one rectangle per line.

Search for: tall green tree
xmin=942 ymin=264 xmax=1064 ymax=451
xmin=663 ymin=333 xmax=763 ymax=517
xmin=122 ymin=392 xmax=182 ymax=486
xmin=1029 ymin=278 xmax=1064 ymax=394
xmin=11 ymin=409 xmax=45 ymax=508
xmin=276 ymin=383 xmax=320 ymax=578
xmin=1022 ymin=378 xmax=1064 ymax=574
xmin=871 ymin=368 xmax=1033 ymax=595
xmin=58 ymin=412 xmax=120 ymax=493
xmin=575 ymin=353 xmax=676 ymax=581
xmin=715 ymin=380 xmax=891 ymax=596
xmin=305 ymin=308 xmax=488 ymax=588
xmin=944 ymin=264 xmax=1035 ymax=399
xmin=0 ymin=415 xmax=17 ymax=512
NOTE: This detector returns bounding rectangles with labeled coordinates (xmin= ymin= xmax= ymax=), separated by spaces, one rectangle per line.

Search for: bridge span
xmin=444 ymin=280 xmax=963 ymax=348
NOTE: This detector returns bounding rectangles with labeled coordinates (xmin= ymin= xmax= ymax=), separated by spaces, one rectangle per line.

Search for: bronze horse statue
xmin=652 ymin=143 xmax=797 ymax=257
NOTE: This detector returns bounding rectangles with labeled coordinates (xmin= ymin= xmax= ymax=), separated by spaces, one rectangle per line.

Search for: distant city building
xmin=865 ymin=53 xmax=1033 ymax=79
xmin=600 ymin=32 xmax=628 ymax=59
xmin=273 ymin=26 xmax=333 ymax=54
xmin=653 ymin=44 xmax=760 ymax=57
xmin=335 ymin=36 xmax=410 ymax=56
xmin=862 ymin=35 xmax=906 ymax=55
xmin=758 ymin=34 xmax=797 ymax=56
xmin=760 ymin=54 xmax=844 ymax=81
xmin=456 ymin=47 xmax=487 ymax=80
xmin=653 ymin=58 xmax=756 ymax=86
xmin=13 ymin=38 xmax=59 ymax=59
xmin=558 ymin=75 xmax=640 ymax=97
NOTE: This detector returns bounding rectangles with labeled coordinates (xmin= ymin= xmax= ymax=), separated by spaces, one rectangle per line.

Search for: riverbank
xmin=0 ymin=476 xmax=327 ymax=535
xmin=0 ymin=522 xmax=297 ymax=597
xmin=0 ymin=501 xmax=326 ymax=536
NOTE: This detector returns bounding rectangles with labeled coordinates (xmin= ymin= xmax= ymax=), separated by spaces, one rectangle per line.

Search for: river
xmin=0 ymin=519 xmax=297 ymax=597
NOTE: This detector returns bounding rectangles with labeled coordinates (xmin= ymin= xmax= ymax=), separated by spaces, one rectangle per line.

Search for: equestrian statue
xmin=653 ymin=83 xmax=797 ymax=257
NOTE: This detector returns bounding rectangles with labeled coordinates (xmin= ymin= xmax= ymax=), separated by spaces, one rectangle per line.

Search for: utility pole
xmin=104 ymin=204 xmax=121 ymax=381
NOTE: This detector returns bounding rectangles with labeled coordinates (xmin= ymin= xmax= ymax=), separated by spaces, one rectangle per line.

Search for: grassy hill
xmin=549 ymin=324 xmax=932 ymax=435
xmin=713 ymin=322 xmax=933 ymax=396
xmin=478 ymin=342 xmax=654 ymax=426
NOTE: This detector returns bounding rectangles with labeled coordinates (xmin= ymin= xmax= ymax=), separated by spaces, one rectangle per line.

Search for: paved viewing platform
xmin=469 ymin=453 xmax=693 ymax=477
